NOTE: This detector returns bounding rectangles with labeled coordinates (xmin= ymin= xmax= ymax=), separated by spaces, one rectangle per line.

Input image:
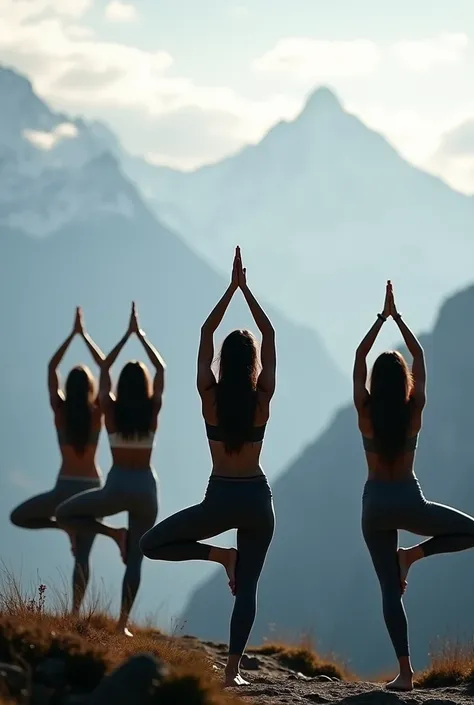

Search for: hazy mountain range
xmin=183 ymin=283 xmax=474 ymax=675
xmin=124 ymin=87 xmax=474 ymax=371
xmin=0 ymin=66 xmax=345 ymax=623
xmin=2 ymin=64 xmax=474 ymax=676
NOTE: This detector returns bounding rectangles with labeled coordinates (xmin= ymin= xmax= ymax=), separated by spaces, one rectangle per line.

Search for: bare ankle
xmin=398 ymin=656 xmax=414 ymax=676
xmin=209 ymin=546 xmax=227 ymax=566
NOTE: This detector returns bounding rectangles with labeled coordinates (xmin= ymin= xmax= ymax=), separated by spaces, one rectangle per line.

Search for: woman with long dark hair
xmin=57 ymin=302 xmax=165 ymax=636
xmin=354 ymin=280 xmax=474 ymax=692
xmin=11 ymin=307 xmax=105 ymax=614
xmin=140 ymin=246 xmax=276 ymax=687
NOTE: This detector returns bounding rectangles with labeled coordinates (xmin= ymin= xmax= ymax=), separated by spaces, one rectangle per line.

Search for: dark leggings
xmin=10 ymin=476 xmax=102 ymax=612
xmin=56 ymin=465 xmax=158 ymax=622
xmin=140 ymin=475 xmax=275 ymax=655
xmin=362 ymin=477 xmax=474 ymax=659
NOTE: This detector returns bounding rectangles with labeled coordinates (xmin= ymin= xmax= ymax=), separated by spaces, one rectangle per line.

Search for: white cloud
xmin=253 ymin=38 xmax=380 ymax=80
xmin=104 ymin=1 xmax=138 ymax=23
xmin=0 ymin=0 xmax=92 ymax=21
xmin=427 ymin=119 xmax=474 ymax=194
xmin=0 ymin=0 xmax=300 ymax=167
xmin=23 ymin=122 xmax=79 ymax=150
xmin=391 ymin=33 xmax=469 ymax=73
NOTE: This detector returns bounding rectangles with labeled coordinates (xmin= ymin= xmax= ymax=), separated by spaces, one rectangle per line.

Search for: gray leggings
xmin=56 ymin=465 xmax=158 ymax=621
xmin=362 ymin=477 xmax=474 ymax=659
xmin=10 ymin=476 xmax=102 ymax=612
xmin=140 ymin=475 xmax=275 ymax=656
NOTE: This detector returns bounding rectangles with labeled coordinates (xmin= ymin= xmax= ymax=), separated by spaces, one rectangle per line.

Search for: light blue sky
xmin=2 ymin=0 xmax=474 ymax=190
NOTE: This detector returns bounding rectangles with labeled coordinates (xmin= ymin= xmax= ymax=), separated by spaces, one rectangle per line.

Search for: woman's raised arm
xmin=390 ymin=286 xmax=426 ymax=409
xmin=237 ymin=247 xmax=276 ymax=398
xmin=197 ymin=254 xmax=238 ymax=395
xmin=134 ymin=305 xmax=166 ymax=412
xmin=353 ymin=281 xmax=391 ymax=412
xmin=77 ymin=307 xmax=105 ymax=368
xmin=48 ymin=309 xmax=79 ymax=411
xmin=99 ymin=304 xmax=134 ymax=409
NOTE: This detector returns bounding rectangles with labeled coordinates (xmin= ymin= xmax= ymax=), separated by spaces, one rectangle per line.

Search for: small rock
xmin=89 ymin=653 xmax=168 ymax=705
xmin=35 ymin=657 xmax=68 ymax=688
xmin=288 ymin=672 xmax=312 ymax=681
xmin=31 ymin=682 xmax=54 ymax=705
xmin=0 ymin=663 xmax=30 ymax=704
xmin=258 ymin=687 xmax=281 ymax=696
xmin=61 ymin=694 xmax=91 ymax=705
xmin=240 ymin=654 xmax=262 ymax=671
xmin=306 ymin=694 xmax=331 ymax=704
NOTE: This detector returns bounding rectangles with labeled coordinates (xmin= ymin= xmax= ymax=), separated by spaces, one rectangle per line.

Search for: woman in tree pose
xmin=140 ymin=246 xmax=276 ymax=687
xmin=57 ymin=302 xmax=165 ymax=636
xmin=354 ymin=280 xmax=474 ymax=691
xmin=11 ymin=307 xmax=105 ymax=614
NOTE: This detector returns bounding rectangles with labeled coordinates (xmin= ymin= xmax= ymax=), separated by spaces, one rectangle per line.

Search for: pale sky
xmin=2 ymin=0 xmax=474 ymax=192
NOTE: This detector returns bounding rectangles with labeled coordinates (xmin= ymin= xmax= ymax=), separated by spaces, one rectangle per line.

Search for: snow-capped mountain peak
xmin=0 ymin=65 xmax=136 ymax=237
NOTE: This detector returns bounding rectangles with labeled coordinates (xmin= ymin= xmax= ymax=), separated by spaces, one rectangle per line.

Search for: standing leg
xmin=363 ymin=525 xmax=414 ymax=691
xmin=118 ymin=500 xmax=158 ymax=636
xmin=226 ymin=519 xmax=275 ymax=687
xmin=72 ymin=533 xmax=96 ymax=615
xmin=10 ymin=490 xmax=58 ymax=530
xmin=398 ymin=500 xmax=474 ymax=587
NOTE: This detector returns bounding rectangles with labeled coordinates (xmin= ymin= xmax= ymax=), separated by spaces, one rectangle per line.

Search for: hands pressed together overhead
xmin=231 ymin=246 xmax=247 ymax=291
xmin=382 ymin=280 xmax=400 ymax=321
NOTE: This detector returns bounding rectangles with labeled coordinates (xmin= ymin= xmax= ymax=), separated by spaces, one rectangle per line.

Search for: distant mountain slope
xmin=0 ymin=65 xmax=346 ymax=623
xmin=124 ymin=87 xmax=474 ymax=370
xmin=182 ymin=284 xmax=474 ymax=675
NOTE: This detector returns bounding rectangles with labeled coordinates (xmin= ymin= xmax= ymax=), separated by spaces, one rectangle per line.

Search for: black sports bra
xmin=205 ymin=422 xmax=267 ymax=443
xmin=362 ymin=434 xmax=418 ymax=454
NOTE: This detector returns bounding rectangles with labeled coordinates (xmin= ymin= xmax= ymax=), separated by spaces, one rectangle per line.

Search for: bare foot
xmin=115 ymin=528 xmax=128 ymax=564
xmin=116 ymin=622 xmax=134 ymax=637
xmin=224 ymin=671 xmax=249 ymax=687
xmin=398 ymin=548 xmax=410 ymax=594
xmin=224 ymin=548 xmax=238 ymax=596
xmin=386 ymin=673 xmax=414 ymax=692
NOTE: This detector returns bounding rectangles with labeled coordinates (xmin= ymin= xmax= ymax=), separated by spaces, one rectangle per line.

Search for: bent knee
xmin=139 ymin=527 xmax=161 ymax=558
xmin=10 ymin=507 xmax=25 ymax=527
xmin=55 ymin=495 xmax=78 ymax=518
xmin=138 ymin=530 xmax=152 ymax=557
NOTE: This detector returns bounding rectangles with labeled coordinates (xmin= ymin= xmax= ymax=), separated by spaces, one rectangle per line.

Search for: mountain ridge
xmin=121 ymin=83 xmax=474 ymax=371
xmin=0 ymin=64 xmax=347 ymax=623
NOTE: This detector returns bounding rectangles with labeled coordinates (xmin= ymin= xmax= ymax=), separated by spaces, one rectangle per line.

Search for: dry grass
xmin=0 ymin=572 xmax=243 ymax=705
xmin=3 ymin=568 xmax=474 ymax=701
xmin=248 ymin=638 xmax=349 ymax=680
xmin=416 ymin=639 xmax=474 ymax=688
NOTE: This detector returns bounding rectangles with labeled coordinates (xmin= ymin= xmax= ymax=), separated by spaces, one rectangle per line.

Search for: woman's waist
xmin=206 ymin=472 xmax=272 ymax=500
xmin=366 ymin=467 xmax=417 ymax=483
xmin=209 ymin=453 xmax=265 ymax=476
xmin=363 ymin=474 xmax=423 ymax=503
xmin=58 ymin=462 xmax=102 ymax=480
xmin=109 ymin=463 xmax=156 ymax=474
xmin=109 ymin=449 xmax=153 ymax=467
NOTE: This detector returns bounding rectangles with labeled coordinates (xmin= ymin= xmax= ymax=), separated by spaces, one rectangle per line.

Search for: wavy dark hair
xmin=64 ymin=366 xmax=97 ymax=455
xmin=369 ymin=351 xmax=414 ymax=463
xmin=115 ymin=361 xmax=153 ymax=438
xmin=215 ymin=329 xmax=259 ymax=454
